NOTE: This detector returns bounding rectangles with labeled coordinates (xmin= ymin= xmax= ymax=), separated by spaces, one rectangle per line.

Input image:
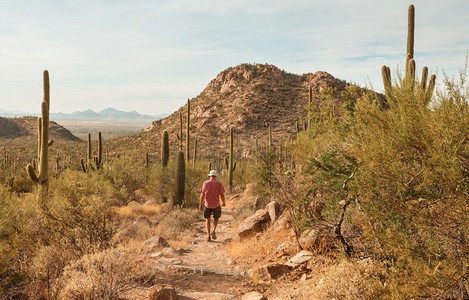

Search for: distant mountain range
xmin=0 ymin=107 xmax=168 ymax=124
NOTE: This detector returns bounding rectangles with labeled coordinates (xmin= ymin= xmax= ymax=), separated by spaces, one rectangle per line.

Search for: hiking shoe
xmin=211 ymin=231 xmax=217 ymax=240
xmin=207 ymin=236 xmax=211 ymax=242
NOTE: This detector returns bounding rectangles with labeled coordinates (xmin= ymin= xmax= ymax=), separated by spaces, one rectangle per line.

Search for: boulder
xmin=298 ymin=225 xmax=335 ymax=252
xmin=133 ymin=216 xmax=152 ymax=226
xmin=272 ymin=213 xmax=290 ymax=231
xmin=242 ymin=291 xmax=267 ymax=300
xmin=147 ymin=284 xmax=178 ymax=300
xmin=265 ymin=201 xmax=281 ymax=224
xmin=247 ymin=263 xmax=291 ymax=283
xmin=285 ymin=250 xmax=314 ymax=268
xmin=237 ymin=209 xmax=271 ymax=238
xmin=143 ymin=236 xmax=170 ymax=252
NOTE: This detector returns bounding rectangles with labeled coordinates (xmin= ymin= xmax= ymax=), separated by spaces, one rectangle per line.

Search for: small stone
xmin=241 ymin=291 xmax=267 ymax=300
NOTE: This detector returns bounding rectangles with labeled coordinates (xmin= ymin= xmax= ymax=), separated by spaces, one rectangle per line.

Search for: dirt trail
xmin=132 ymin=197 xmax=253 ymax=299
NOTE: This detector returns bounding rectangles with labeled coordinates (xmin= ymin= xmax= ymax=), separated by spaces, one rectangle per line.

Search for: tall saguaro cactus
xmin=175 ymin=150 xmax=185 ymax=206
xmin=381 ymin=4 xmax=436 ymax=104
xmin=225 ymin=128 xmax=237 ymax=191
xmin=26 ymin=70 xmax=50 ymax=201
xmin=161 ymin=130 xmax=169 ymax=167
xmin=186 ymin=99 xmax=191 ymax=162
xmin=177 ymin=112 xmax=183 ymax=150
xmin=406 ymin=4 xmax=415 ymax=72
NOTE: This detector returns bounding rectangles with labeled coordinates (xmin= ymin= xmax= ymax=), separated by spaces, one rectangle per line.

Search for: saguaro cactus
xmin=81 ymin=132 xmax=103 ymax=172
xmin=186 ymin=99 xmax=191 ymax=162
xmin=175 ymin=150 xmax=185 ymax=206
xmin=225 ymin=128 xmax=237 ymax=191
xmin=176 ymin=112 xmax=183 ymax=150
xmin=162 ymin=130 xmax=169 ymax=167
xmin=26 ymin=70 xmax=50 ymax=201
xmin=94 ymin=131 xmax=103 ymax=169
xmin=381 ymin=4 xmax=436 ymax=104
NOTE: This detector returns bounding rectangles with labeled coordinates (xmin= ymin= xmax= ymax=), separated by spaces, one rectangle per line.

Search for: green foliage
xmin=281 ymin=64 xmax=469 ymax=297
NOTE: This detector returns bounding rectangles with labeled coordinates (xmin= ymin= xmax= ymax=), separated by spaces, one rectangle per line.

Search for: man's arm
xmin=220 ymin=194 xmax=226 ymax=206
xmin=199 ymin=193 xmax=205 ymax=210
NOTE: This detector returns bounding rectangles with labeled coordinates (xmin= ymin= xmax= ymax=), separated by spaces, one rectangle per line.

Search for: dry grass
xmin=111 ymin=202 xmax=162 ymax=220
xmin=225 ymin=227 xmax=297 ymax=267
xmin=58 ymin=246 xmax=157 ymax=300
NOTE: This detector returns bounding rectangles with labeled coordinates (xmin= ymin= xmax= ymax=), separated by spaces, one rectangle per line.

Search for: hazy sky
xmin=0 ymin=0 xmax=467 ymax=115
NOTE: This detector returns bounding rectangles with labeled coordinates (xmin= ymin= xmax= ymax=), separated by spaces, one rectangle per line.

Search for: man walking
xmin=199 ymin=170 xmax=226 ymax=242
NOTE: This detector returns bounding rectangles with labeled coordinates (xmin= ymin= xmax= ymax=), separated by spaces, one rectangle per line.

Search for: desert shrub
xmin=101 ymin=157 xmax=150 ymax=204
xmin=59 ymin=247 xmax=155 ymax=300
xmin=154 ymin=208 xmax=199 ymax=238
xmin=40 ymin=193 xmax=117 ymax=256
xmin=26 ymin=245 xmax=75 ymax=299
xmin=145 ymin=161 xmax=176 ymax=203
xmin=253 ymin=145 xmax=279 ymax=202
xmin=0 ymin=190 xmax=37 ymax=298
xmin=184 ymin=162 xmax=208 ymax=208
xmin=52 ymin=168 xmax=115 ymax=203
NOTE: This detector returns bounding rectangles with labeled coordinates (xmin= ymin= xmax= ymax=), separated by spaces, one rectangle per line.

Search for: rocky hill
xmin=0 ymin=116 xmax=80 ymax=141
xmin=120 ymin=63 xmax=354 ymax=160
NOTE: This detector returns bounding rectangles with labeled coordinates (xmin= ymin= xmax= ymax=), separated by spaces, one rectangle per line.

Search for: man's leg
xmin=205 ymin=217 xmax=211 ymax=241
xmin=212 ymin=218 xmax=219 ymax=240
xmin=212 ymin=206 xmax=221 ymax=239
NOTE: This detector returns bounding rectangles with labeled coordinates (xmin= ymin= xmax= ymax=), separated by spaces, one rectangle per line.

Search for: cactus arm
xmin=26 ymin=164 xmax=38 ymax=183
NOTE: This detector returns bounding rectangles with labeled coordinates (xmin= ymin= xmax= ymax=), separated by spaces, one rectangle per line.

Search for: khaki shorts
xmin=203 ymin=206 xmax=221 ymax=219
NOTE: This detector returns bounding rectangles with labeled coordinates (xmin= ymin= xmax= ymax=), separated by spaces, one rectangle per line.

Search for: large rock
xmin=298 ymin=225 xmax=335 ymax=252
xmin=242 ymin=291 xmax=267 ymax=300
xmin=247 ymin=263 xmax=291 ymax=283
xmin=265 ymin=201 xmax=281 ymax=224
xmin=147 ymin=284 xmax=178 ymax=300
xmin=143 ymin=236 xmax=170 ymax=252
xmin=237 ymin=209 xmax=271 ymax=238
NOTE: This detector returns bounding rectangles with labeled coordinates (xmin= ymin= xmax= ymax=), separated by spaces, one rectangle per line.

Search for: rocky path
xmin=135 ymin=201 xmax=254 ymax=300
